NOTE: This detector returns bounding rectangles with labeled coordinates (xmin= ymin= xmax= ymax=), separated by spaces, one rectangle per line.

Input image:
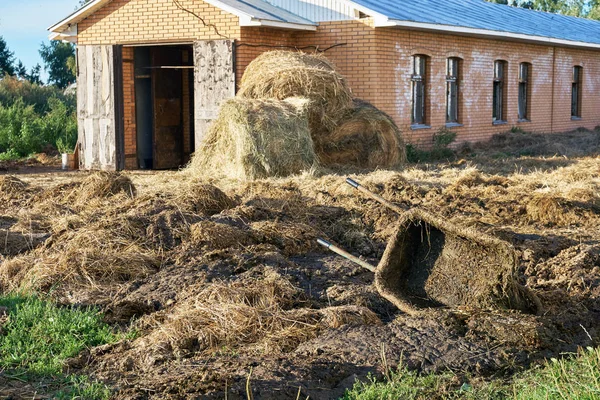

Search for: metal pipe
xmin=317 ymin=238 xmax=376 ymax=272
xmin=345 ymin=178 xmax=405 ymax=215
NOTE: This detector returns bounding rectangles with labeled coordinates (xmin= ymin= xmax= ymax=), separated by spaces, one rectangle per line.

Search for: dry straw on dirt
xmin=319 ymin=99 xmax=406 ymax=168
xmin=375 ymin=209 xmax=542 ymax=315
xmin=139 ymin=271 xmax=381 ymax=355
xmin=237 ymin=51 xmax=353 ymax=138
xmin=0 ymin=230 xmax=49 ymax=256
xmin=188 ymin=97 xmax=318 ymax=180
xmin=66 ymin=171 xmax=136 ymax=207
xmin=0 ymin=175 xmax=27 ymax=194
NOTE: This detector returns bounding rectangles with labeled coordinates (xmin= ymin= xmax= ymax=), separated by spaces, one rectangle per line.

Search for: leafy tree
xmin=0 ymin=36 xmax=15 ymax=77
xmin=15 ymin=61 xmax=27 ymax=80
xmin=27 ymin=64 xmax=43 ymax=86
xmin=39 ymin=41 xmax=76 ymax=89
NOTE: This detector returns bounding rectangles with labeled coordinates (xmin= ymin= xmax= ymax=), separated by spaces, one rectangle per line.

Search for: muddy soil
xmin=2 ymin=130 xmax=600 ymax=399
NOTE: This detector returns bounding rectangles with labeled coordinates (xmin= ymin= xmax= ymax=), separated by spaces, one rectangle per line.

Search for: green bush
xmin=0 ymin=78 xmax=77 ymax=159
xmin=0 ymin=75 xmax=75 ymax=115
xmin=0 ymin=76 xmax=76 ymax=158
xmin=406 ymin=127 xmax=457 ymax=163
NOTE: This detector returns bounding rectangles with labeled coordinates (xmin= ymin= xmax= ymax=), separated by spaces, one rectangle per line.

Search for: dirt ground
xmin=1 ymin=129 xmax=600 ymax=399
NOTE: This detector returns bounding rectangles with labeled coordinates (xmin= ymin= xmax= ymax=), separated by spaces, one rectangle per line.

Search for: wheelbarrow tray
xmin=375 ymin=209 xmax=541 ymax=315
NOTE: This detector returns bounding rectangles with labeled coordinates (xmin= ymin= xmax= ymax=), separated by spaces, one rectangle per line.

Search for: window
xmin=572 ymin=66 xmax=582 ymax=118
xmin=518 ymin=63 xmax=530 ymax=121
xmin=493 ymin=60 xmax=507 ymax=122
xmin=446 ymin=57 xmax=460 ymax=124
xmin=411 ymin=55 xmax=427 ymax=125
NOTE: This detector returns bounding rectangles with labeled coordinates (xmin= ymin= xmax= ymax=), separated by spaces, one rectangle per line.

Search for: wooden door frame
xmin=113 ymin=45 xmax=125 ymax=171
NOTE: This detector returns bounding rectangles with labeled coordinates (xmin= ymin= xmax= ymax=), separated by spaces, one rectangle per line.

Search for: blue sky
xmin=0 ymin=0 xmax=81 ymax=80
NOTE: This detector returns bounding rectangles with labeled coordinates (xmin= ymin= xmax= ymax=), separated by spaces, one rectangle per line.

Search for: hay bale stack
xmin=319 ymin=99 xmax=406 ymax=168
xmin=188 ymin=98 xmax=318 ymax=180
xmin=238 ymin=51 xmax=353 ymax=140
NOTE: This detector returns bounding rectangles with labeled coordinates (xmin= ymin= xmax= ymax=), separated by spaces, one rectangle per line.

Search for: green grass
xmin=0 ymin=294 xmax=126 ymax=399
xmin=342 ymin=347 xmax=600 ymax=400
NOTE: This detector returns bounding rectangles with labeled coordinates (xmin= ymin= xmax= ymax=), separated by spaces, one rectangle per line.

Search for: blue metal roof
xmin=351 ymin=0 xmax=600 ymax=45
xmin=216 ymin=0 xmax=317 ymax=25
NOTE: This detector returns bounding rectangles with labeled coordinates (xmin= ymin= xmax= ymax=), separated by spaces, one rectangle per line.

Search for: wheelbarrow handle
xmin=345 ymin=178 xmax=405 ymax=215
xmin=317 ymin=238 xmax=376 ymax=273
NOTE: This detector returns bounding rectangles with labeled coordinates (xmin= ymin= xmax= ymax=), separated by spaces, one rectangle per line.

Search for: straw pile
xmin=319 ymin=99 xmax=406 ymax=168
xmin=188 ymin=97 xmax=318 ymax=180
xmin=238 ymin=51 xmax=353 ymax=137
xmin=138 ymin=271 xmax=381 ymax=355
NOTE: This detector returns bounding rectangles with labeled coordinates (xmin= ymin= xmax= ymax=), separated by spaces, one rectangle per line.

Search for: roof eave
xmin=241 ymin=17 xmax=317 ymax=30
xmin=378 ymin=18 xmax=600 ymax=50
xmin=48 ymin=0 xmax=109 ymax=33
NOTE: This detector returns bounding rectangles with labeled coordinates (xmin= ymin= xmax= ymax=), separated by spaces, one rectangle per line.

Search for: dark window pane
xmin=572 ymin=66 xmax=582 ymax=117
xmin=446 ymin=57 xmax=459 ymax=123
xmin=493 ymin=61 xmax=506 ymax=121
xmin=412 ymin=55 xmax=427 ymax=124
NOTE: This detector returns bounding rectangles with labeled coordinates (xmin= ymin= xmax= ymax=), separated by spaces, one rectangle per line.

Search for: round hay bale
xmin=238 ymin=51 xmax=353 ymax=138
xmin=319 ymin=100 xmax=406 ymax=168
xmin=188 ymin=98 xmax=318 ymax=180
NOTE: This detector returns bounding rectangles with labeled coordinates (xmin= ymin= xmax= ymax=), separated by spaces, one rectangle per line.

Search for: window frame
xmin=572 ymin=66 xmax=582 ymax=119
xmin=446 ymin=57 xmax=461 ymax=125
xmin=492 ymin=60 xmax=507 ymax=124
xmin=518 ymin=62 xmax=531 ymax=121
xmin=411 ymin=55 xmax=428 ymax=127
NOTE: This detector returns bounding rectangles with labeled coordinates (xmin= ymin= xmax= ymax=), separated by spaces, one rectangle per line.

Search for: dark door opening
xmin=134 ymin=45 xmax=194 ymax=170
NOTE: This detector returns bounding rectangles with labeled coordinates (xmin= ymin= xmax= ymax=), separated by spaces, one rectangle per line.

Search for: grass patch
xmin=342 ymin=347 xmax=600 ymax=400
xmin=0 ymin=294 xmax=127 ymax=399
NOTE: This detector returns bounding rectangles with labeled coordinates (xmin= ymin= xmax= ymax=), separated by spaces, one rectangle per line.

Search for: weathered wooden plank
xmin=76 ymin=44 xmax=118 ymax=170
xmin=193 ymin=40 xmax=235 ymax=149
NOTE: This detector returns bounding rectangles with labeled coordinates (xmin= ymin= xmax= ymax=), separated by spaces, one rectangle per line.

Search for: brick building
xmin=49 ymin=0 xmax=600 ymax=170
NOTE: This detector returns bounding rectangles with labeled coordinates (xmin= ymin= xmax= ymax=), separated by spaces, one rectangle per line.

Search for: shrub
xmin=0 ymin=78 xmax=77 ymax=157
xmin=406 ymin=127 xmax=457 ymax=163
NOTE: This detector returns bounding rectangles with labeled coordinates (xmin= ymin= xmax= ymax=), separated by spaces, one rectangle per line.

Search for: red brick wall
xmin=78 ymin=0 xmax=240 ymax=45
xmin=122 ymin=47 xmax=137 ymax=169
xmin=79 ymin=2 xmax=600 ymax=161
xmin=294 ymin=21 xmax=600 ymax=147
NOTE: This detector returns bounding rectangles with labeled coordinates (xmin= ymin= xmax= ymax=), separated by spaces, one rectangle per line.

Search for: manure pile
xmin=2 ymin=135 xmax=600 ymax=398
xmin=188 ymin=51 xmax=405 ymax=180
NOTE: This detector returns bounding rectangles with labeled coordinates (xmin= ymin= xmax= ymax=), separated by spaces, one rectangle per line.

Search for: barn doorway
xmin=133 ymin=45 xmax=194 ymax=169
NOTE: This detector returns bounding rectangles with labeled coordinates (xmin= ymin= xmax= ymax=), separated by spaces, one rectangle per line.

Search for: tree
xmin=39 ymin=41 xmax=75 ymax=89
xmin=15 ymin=60 xmax=27 ymax=79
xmin=27 ymin=64 xmax=43 ymax=86
xmin=0 ymin=36 xmax=15 ymax=77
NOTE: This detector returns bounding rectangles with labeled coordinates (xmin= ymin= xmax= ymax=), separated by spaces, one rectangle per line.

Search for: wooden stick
xmin=317 ymin=238 xmax=376 ymax=272
xmin=345 ymin=178 xmax=405 ymax=215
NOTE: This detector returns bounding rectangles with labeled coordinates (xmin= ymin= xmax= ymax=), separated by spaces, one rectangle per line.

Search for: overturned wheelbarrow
xmin=318 ymin=178 xmax=542 ymax=316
